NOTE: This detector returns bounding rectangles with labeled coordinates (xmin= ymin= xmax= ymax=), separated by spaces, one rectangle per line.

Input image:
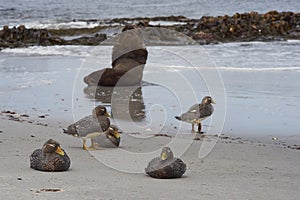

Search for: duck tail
xmin=62 ymin=128 xmax=73 ymax=134
xmin=175 ymin=116 xmax=181 ymax=121
xmin=63 ymin=126 xmax=79 ymax=137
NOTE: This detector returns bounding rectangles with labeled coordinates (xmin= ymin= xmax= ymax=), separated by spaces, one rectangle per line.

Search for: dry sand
xmin=0 ymin=119 xmax=300 ymax=200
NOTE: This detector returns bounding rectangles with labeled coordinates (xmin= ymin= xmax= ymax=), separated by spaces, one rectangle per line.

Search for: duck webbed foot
xmin=83 ymin=139 xmax=102 ymax=150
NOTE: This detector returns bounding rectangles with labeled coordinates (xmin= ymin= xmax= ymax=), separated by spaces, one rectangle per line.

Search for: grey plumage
xmin=63 ymin=115 xmax=110 ymax=137
xmin=176 ymin=103 xmax=214 ymax=122
xmin=175 ymin=96 xmax=215 ymax=133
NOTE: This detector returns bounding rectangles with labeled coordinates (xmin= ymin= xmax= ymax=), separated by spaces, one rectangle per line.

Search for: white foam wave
xmin=8 ymin=21 xmax=101 ymax=30
xmin=148 ymin=21 xmax=187 ymax=26
xmin=217 ymin=66 xmax=300 ymax=72
xmin=2 ymin=46 xmax=96 ymax=57
xmin=287 ymin=40 xmax=300 ymax=43
xmin=150 ymin=64 xmax=300 ymax=72
xmin=7 ymin=19 xmax=189 ymax=30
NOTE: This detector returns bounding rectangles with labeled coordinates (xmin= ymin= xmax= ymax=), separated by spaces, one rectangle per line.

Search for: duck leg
xmin=191 ymin=123 xmax=195 ymax=132
xmin=82 ymin=132 xmax=104 ymax=150
xmin=91 ymin=140 xmax=102 ymax=150
xmin=82 ymin=138 xmax=100 ymax=151
xmin=197 ymin=122 xmax=203 ymax=134
xmin=87 ymin=139 xmax=101 ymax=150
xmin=82 ymin=138 xmax=88 ymax=150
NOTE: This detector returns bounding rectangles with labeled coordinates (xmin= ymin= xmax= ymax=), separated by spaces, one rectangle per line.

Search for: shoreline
xmin=0 ymin=118 xmax=299 ymax=199
xmin=1 ymin=110 xmax=300 ymax=150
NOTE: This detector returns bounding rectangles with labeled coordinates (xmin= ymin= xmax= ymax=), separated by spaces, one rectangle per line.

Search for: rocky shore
xmin=1 ymin=10 xmax=300 ymax=49
xmin=0 ymin=25 xmax=107 ymax=49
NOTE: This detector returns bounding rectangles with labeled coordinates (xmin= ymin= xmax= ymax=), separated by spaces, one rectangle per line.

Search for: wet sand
xmin=0 ymin=119 xmax=299 ymax=200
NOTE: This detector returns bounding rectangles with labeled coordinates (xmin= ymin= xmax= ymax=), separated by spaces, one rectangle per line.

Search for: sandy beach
xmin=1 ymin=1 xmax=300 ymax=199
xmin=1 ymin=118 xmax=299 ymax=200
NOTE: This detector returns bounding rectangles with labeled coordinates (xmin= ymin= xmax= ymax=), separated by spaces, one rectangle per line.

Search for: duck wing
xmin=63 ymin=115 xmax=103 ymax=137
xmin=30 ymin=149 xmax=43 ymax=170
xmin=42 ymin=150 xmax=71 ymax=171
xmin=178 ymin=104 xmax=200 ymax=122
xmin=145 ymin=158 xmax=186 ymax=179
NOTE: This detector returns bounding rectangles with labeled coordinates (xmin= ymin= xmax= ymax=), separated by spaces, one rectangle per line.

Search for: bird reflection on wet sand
xmin=84 ymin=85 xmax=146 ymax=122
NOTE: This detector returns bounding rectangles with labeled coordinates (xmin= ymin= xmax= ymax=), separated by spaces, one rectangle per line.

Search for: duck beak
xmin=211 ymin=99 xmax=216 ymax=104
xmin=161 ymin=152 xmax=167 ymax=161
xmin=108 ymin=134 xmax=120 ymax=146
xmin=114 ymin=131 xmax=120 ymax=139
xmin=55 ymin=146 xmax=65 ymax=156
xmin=105 ymin=112 xmax=111 ymax=117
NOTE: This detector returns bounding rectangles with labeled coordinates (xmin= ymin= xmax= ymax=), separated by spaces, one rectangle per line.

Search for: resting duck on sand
xmin=92 ymin=125 xmax=121 ymax=148
xmin=30 ymin=139 xmax=70 ymax=172
xmin=145 ymin=147 xmax=186 ymax=179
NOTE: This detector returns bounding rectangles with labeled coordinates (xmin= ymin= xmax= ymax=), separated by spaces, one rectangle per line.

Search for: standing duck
xmin=175 ymin=96 xmax=215 ymax=133
xmin=145 ymin=147 xmax=186 ymax=179
xmin=63 ymin=105 xmax=111 ymax=150
xmin=30 ymin=139 xmax=70 ymax=171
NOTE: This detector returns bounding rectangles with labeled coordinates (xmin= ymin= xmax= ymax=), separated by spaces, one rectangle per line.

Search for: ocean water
xmin=0 ymin=1 xmax=300 ymax=137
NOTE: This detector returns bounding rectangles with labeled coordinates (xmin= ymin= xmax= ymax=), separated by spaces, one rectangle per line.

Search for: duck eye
xmin=48 ymin=144 xmax=55 ymax=148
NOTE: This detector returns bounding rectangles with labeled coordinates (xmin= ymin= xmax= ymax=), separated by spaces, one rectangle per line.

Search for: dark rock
xmin=66 ymin=34 xmax=106 ymax=45
xmin=0 ymin=25 xmax=106 ymax=49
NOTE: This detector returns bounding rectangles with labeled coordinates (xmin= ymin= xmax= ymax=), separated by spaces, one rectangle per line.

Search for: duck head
xmin=160 ymin=147 xmax=174 ymax=162
xmin=42 ymin=139 xmax=65 ymax=156
xmin=92 ymin=105 xmax=111 ymax=118
xmin=201 ymin=96 xmax=216 ymax=105
xmin=105 ymin=125 xmax=120 ymax=147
